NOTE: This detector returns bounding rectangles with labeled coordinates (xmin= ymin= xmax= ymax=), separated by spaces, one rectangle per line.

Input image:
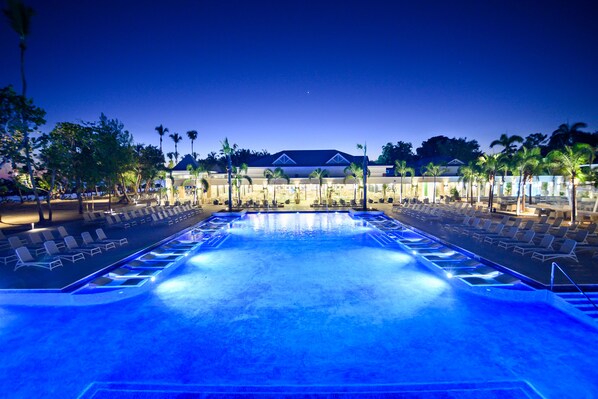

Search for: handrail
xmin=551 ymin=262 xmax=598 ymax=312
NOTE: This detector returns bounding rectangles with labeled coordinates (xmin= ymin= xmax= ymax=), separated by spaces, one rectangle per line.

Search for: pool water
xmin=1 ymin=212 xmax=597 ymax=398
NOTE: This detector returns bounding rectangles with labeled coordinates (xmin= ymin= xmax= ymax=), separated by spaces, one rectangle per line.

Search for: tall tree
xmin=186 ymin=130 xmax=198 ymax=160
xmin=169 ymin=132 xmax=183 ymax=163
xmin=548 ymin=122 xmax=589 ymax=149
xmin=422 ymin=162 xmax=447 ymax=204
xmin=415 ymin=136 xmax=482 ymax=163
xmin=3 ymin=0 xmax=34 ymax=97
xmin=547 ymin=143 xmax=595 ymax=223
xmin=523 ymin=132 xmax=548 ymax=149
xmin=477 ymin=153 xmax=500 ymax=210
xmin=377 ymin=141 xmax=413 ymax=164
xmin=490 ymin=133 xmax=524 ymax=156
xmin=155 ymin=124 xmax=168 ymax=154
xmin=512 ymin=146 xmax=540 ymax=215
xmin=40 ymin=122 xmax=96 ymax=214
xmin=343 ymin=163 xmax=363 ymax=204
xmin=221 ymin=138 xmax=234 ymax=212
xmin=308 ymin=167 xmax=328 ymax=204
xmin=4 ymin=0 xmax=48 ymax=222
xmin=264 ymin=167 xmax=290 ymax=204
xmin=458 ymin=162 xmax=477 ymax=205
xmin=232 ymin=163 xmax=252 ymax=206
xmin=186 ymin=163 xmax=208 ymax=205
xmin=394 ymin=160 xmax=415 ymax=204
xmin=93 ymin=114 xmax=134 ymax=209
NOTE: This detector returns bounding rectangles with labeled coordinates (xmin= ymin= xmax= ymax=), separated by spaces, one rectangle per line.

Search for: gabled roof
xmin=172 ymin=154 xmax=199 ymax=171
xmin=249 ymin=150 xmax=368 ymax=167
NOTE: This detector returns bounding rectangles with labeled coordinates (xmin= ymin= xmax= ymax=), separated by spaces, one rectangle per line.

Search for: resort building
xmin=166 ymin=149 xmax=594 ymax=212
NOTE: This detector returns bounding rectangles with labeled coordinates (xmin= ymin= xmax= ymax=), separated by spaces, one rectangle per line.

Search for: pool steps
xmin=556 ymin=292 xmax=598 ymax=319
xmin=356 ymin=212 xmax=598 ymax=324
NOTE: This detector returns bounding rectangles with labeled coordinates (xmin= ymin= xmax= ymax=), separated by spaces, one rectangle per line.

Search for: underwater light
xmin=446 ymin=272 xmax=453 ymax=279
xmin=150 ymin=276 xmax=156 ymax=282
xmin=412 ymin=250 xmax=417 ymax=255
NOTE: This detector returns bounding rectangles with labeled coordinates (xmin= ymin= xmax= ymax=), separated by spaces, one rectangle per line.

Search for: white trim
xmin=272 ymin=153 xmax=297 ymax=165
xmin=325 ymin=153 xmax=350 ymax=165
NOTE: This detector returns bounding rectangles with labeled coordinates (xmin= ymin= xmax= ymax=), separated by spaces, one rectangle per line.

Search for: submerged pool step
xmin=556 ymin=292 xmax=598 ymax=319
xmin=201 ymin=233 xmax=230 ymax=249
xmin=368 ymin=231 xmax=402 ymax=248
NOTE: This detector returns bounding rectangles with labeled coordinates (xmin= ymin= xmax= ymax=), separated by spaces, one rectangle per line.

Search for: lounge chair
xmin=9 ymin=234 xmax=45 ymax=256
xmin=88 ymin=276 xmax=147 ymax=288
xmin=44 ymin=240 xmax=85 ymax=263
xmin=484 ymin=227 xmax=518 ymax=245
xmin=531 ymin=239 xmax=578 ymax=263
xmin=107 ymin=267 xmax=160 ymax=279
xmin=95 ymin=228 xmax=128 ymax=246
xmin=473 ymin=223 xmax=504 ymax=241
xmin=513 ymin=235 xmax=554 ymax=256
xmin=14 ymin=246 xmax=63 ymax=271
xmin=42 ymin=230 xmax=65 ymax=249
xmin=64 ymin=235 xmax=102 ymax=256
xmin=106 ymin=214 xmax=130 ymax=229
xmin=81 ymin=231 xmax=116 ymax=251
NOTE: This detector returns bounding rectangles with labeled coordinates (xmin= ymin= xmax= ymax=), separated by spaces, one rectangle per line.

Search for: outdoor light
xmin=31 ymin=223 xmax=34 ymax=230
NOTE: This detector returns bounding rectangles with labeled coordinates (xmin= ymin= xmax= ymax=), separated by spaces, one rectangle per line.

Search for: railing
xmin=551 ymin=262 xmax=598 ymax=312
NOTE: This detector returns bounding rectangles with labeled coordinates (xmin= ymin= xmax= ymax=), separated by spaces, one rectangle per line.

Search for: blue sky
xmin=1 ymin=0 xmax=597 ymax=159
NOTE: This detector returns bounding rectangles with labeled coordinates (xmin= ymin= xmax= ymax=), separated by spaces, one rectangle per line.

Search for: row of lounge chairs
xmin=83 ymin=204 xmax=202 ymax=228
xmin=394 ymin=202 xmax=598 ymax=264
xmin=10 ymin=227 xmax=128 ymax=271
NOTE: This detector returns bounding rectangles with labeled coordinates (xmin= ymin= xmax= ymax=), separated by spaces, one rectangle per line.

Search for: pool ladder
xmin=551 ymin=262 xmax=598 ymax=319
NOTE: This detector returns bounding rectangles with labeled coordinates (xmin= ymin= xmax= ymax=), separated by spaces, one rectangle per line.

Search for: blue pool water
xmin=1 ymin=212 xmax=597 ymax=398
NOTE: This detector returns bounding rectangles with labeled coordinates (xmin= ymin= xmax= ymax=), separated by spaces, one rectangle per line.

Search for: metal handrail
xmin=551 ymin=262 xmax=598 ymax=312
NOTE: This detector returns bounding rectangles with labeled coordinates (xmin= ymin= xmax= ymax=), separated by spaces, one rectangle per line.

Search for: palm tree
xmin=232 ymin=163 xmax=252 ymax=206
xmin=186 ymin=163 xmax=208 ymax=205
xmin=512 ymin=147 xmax=540 ymax=215
xmin=343 ymin=163 xmax=363 ymax=204
xmin=357 ymin=143 xmax=368 ymax=210
xmin=4 ymin=0 xmax=33 ymax=97
xmin=458 ymin=162 xmax=477 ymax=205
xmin=264 ymin=167 xmax=290 ymax=204
xmin=547 ymin=143 xmax=595 ymax=223
xmin=477 ymin=153 xmax=500 ymax=210
xmin=422 ymin=162 xmax=447 ymax=204
xmin=4 ymin=0 xmax=45 ymax=222
xmin=221 ymin=138 xmax=234 ymax=211
xmin=155 ymin=124 xmax=168 ymax=154
xmin=169 ymin=132 xmax=183 ymax=163
xmin=551 ymin=122 xmax=588 ymax=147
xmin=394 ymin=160 xmax=415 ymax=204
xmin=186 ymin=130 xmax=198 ymax=160
xmin=309 ymin=168 xmax=329 ymax=204
xmin=166 ymin=152 xmax=175 ymax=167
xmin=490 ymin=133 xmax=524 ymax=156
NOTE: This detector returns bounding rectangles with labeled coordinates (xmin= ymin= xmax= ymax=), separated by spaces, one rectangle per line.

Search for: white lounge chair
xmin=42 ymin=230 xmax=65 ymax=249
xmin=514 ymin=235 xmax=554 ymax=256
xmin=95 ymin=228 xmax=128 ymax=246
xmin=14 ymin=246 xmax=63 ymax=271
xmin=531 ymin=239 xmax=578 ymax=263
xmin=44 ymin=240 xmax=85 ymax=263
xmin=64 ymin=235 xmax=102 ymax=256
xmin=81 ymin=231 xmax=116 ymax=251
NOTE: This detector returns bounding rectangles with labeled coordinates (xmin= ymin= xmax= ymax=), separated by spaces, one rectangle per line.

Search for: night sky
xmin=1 ymin=0 xmax=597 ymax=159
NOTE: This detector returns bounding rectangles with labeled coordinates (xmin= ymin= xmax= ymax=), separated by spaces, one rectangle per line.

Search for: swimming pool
xmin=1 ymin=212 xmax=597 ymax=398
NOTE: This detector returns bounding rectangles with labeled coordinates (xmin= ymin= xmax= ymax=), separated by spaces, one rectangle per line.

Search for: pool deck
xmin=2 ymin=201 xmax=598 ymax=291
